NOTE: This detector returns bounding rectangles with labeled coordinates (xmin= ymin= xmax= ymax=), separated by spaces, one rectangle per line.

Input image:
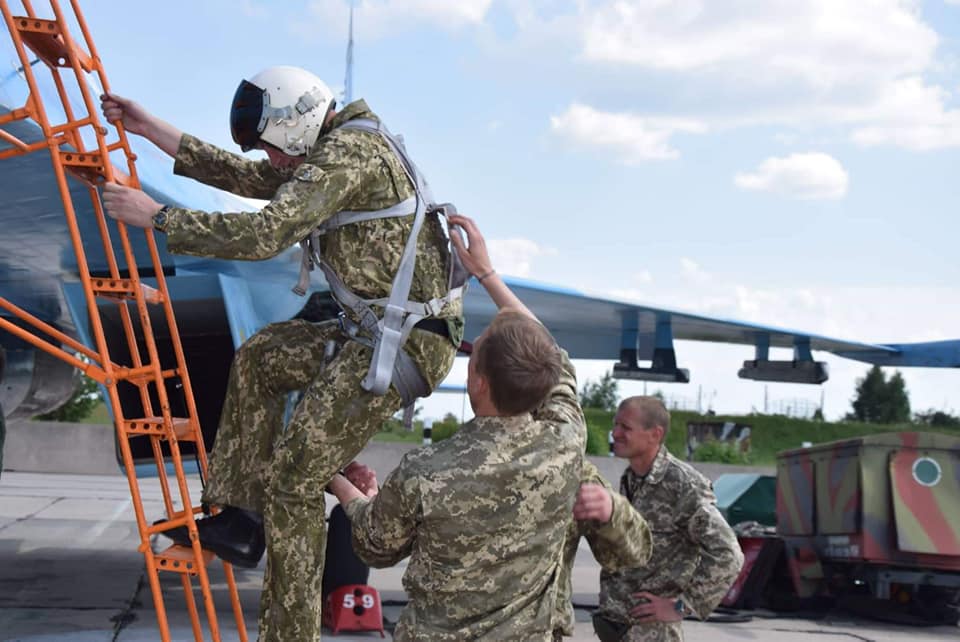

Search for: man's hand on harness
xmin=449 ymin=214 xmax=536 ymax=321
xmin=102 ymin=182 xmax=162 ymax=229
xmin=448 ymin=214 xmax=494 ymax=281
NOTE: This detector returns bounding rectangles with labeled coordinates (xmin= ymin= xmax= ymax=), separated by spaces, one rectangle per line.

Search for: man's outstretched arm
xmin=329 ymin=462 xmax=418 ymax=568
xmin=101 ymin=93 xmax=285 ymax=199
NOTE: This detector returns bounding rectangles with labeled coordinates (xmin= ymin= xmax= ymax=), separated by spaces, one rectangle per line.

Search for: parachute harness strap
xmin=293 ymin=118 xmax=468 ymax=405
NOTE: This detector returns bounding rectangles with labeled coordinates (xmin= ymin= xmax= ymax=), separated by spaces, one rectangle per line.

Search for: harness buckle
xmin=426 ymin=298 xmax=445 ymax=317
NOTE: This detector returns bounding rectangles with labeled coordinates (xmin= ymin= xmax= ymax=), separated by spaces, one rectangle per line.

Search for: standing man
xmin=329 ymin=213 xmax=593 ymax=640
xmin=594 ymin=396 xmax=743 ymax=642
xmin=100 ymin=66 xmax=463 ymax=641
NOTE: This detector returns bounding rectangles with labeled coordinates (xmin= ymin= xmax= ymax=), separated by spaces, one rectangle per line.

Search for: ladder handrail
xmin=0 ymin=1 xmax=248 ymax=639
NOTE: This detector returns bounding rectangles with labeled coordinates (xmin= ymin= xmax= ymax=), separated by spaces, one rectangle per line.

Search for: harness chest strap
xmin=293 ymin=118 xmax=468 ymax=404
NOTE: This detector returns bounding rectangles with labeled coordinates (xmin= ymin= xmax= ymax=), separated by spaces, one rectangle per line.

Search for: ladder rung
xmin=147 ymin=510 xmax=205 ymax=537
xmin=91 ymin=278 xmax=164 ymax=304
xmin=155 ymin=545 xmax=214 ymax=575
xmin=59 ymin=149 xmax=107 ymax=185
xmin=58 ymin=149 xmax=134 ymax=187
xmin=123 ymin=417 xmax=195 ymax=441
xmin=12 ymin=16 xmax=94 ymax=72
xmin=116 ymin=365 xmax=179 ymax=386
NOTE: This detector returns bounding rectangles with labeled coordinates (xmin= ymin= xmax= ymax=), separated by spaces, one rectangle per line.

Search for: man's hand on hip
xmin=629 ymin=591 xmax=683 ymax=623
xmin=101 ymin=183 xmax=162 ymax=229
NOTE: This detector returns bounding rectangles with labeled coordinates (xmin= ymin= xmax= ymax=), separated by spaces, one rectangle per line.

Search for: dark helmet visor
xmin=230 ymin=79 xmax=266 ymax=151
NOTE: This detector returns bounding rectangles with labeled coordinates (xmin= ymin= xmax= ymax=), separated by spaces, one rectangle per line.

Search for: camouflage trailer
xmin=775 ymin=431 xmax=960 ymax=622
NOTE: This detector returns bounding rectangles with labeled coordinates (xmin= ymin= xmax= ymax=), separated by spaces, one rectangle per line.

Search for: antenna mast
xmin=344 ymin=1 xmax=355 ymax=104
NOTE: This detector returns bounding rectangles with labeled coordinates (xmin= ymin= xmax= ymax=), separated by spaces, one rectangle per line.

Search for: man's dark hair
xmin=474 ymin=310 xmax=563 ymax=415
xmin=619 ymin=396 xmax=671 ymax=442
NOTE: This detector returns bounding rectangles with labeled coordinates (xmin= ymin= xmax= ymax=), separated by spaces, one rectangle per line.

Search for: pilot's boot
xmin=159 ymin=506 xmax=265 ymax=568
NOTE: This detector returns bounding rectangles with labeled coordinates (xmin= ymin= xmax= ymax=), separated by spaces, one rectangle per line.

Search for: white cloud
xmin=580 ymin=1 xmax=936 ymax=87
xmin=489 ymin=1 xmax=960 ymax=152
xmin=486 ymin=238 xmax=557 ymax=277
xmin=549 ymin=103 xmax=708 ymax=162
xmin=846 ymin=77 xmax=960 ymax=150
xmin=734 ymin=152 xmax=849 ymax=199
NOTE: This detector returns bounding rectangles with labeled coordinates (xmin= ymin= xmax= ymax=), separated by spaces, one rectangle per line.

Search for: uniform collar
xmin=624 ymin=445 xmax=670 ymax=488
xmin=323 ymin=99 xmax=376 ymax=134
xmin=467 ymin=413 xmax=533 ymax=437
xmin=646 ymin=445 xmax=671 ymax=484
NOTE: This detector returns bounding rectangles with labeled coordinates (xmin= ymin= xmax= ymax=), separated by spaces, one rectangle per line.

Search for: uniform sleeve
xmin=172 ymin=133 xmax=288 ymax=199
xmin=579 ymin=461 xmax=652 ymax=571
xmin=532 ymin=350 xmax=585 ymax=429
xmin=342 ymin=461 xmax=420 ymax=568
xmin=681 ymin=487 xmax=744 ymax=619
xmin=164 ymin=144 xmax=365 ymax=260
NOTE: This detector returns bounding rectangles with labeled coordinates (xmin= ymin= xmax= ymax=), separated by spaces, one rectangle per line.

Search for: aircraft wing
xmin=483 ymin=278 xmax=960 ymax=376
xmin=3 ymin=38 xmax=959 ymax=429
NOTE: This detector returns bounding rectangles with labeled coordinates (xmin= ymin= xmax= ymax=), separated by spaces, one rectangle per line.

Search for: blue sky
xmin=49 ymin=0 xmax=960 ymax=423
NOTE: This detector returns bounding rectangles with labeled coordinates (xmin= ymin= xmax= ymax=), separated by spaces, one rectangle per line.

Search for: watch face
xmin=153 ymin=207 xmax=169 ymax=229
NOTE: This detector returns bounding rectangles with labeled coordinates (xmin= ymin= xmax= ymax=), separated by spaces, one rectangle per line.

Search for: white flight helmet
xmin=230 ymin=66 xmax=336 ymax=156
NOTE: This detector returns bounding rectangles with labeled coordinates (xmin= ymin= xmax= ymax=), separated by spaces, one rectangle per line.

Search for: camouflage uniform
xmin=163 ymin=100 xmax=462 ymax=641
xmin=343 ymin=351 xmax=584 ymax=640
xmin=552 ymin=460 xmax=653 ymax=639
xmin=597 ymin=447 xmax=743 ymax=642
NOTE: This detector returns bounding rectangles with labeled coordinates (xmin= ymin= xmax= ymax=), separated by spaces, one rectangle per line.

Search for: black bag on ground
xmin=321 ymin=504 xmax=370 ymax=599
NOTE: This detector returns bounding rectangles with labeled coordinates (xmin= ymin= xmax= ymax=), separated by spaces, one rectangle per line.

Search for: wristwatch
xmin=674 ymin=597 xmax=686 ymax=617
xmin=152 ymin=205 xmax=172 ymax=233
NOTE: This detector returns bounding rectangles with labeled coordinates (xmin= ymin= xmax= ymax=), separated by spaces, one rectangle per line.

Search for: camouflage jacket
xmin=553 ymin=459 xmax=653 ymax=636
xmin=598 ymin=447 xmax=743 ymax=623
xmin=163 ymin=99 xmax=463 ymax=342
xmin=344 ymin=351 xmax=585 ymax=641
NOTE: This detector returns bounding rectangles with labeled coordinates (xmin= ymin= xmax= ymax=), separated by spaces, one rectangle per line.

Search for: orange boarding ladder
xmin=0 ymin=1 xmax=247 ymax=640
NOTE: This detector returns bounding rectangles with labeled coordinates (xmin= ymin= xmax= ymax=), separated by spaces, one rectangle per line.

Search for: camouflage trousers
xmin=201 ymin=319 xmax=455 ymax=642
xmin=623 ymin=622 xmax=683 ymax=642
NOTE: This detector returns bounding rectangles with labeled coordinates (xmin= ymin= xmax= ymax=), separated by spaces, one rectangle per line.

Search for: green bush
xmin=430 ymin=413 xmax=461 ymax=442
xmin=583 ymin=407 xmax=960 ymax=466
xmin=35 ymin=374 xmax=101 ymax=422
xmin=583 ymin=407 xmax=613 ymax=455
xmin=691 ymin=440 xmax=751 ymax=464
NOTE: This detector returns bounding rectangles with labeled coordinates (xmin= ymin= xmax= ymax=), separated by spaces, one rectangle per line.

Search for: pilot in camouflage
xmin=169 ymin=98 xmax=462 ymax=642
xmin=101 ymin=86 xmax=463 ymax=640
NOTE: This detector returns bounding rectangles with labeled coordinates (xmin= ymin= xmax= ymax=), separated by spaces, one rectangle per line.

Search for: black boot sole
xmin=202 ymin=540 xmax=264 ymax=569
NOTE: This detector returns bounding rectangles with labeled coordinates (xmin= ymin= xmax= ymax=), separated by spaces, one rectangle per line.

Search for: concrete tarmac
xmin=1 ymin=441 xmax=958 ymax=641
